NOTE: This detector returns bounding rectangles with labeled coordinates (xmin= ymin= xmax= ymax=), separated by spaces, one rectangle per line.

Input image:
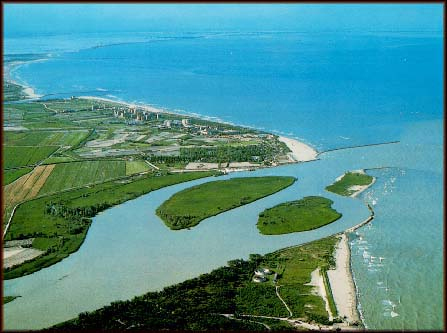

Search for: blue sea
xmin=4 ymin=31 xmax=444 ymax=329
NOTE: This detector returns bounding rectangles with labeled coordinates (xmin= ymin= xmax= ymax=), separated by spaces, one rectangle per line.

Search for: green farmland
xmin=125 ymin=160 xmax=151 ymax=175
xmin=37 ymin=160 xmax=126 ymax=195
xmin=3 ymin=167 xmax=33 ymax=185
xmin=156 ymin=176 xmax=296 ymax=230
xmin=3 ymin=146 xmax=59 ymax=169
xmin=257 ymin=196 xmax=342 ymax=234
xmin=4 ymin=130 xmax=90 ymax=147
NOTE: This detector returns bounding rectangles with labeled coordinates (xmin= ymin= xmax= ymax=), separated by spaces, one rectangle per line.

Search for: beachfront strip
xmin=3 ymin=76 xmax=376 ymax=329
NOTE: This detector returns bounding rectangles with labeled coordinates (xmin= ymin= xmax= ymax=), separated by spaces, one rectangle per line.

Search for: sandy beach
xmin=327 ymin=233 xmax=360 ymax=324
xmin=305 ymin=267 xmax=334 ymax=321
xmin=278 ymin=136 xmax=318 ymax=162
xmin=350 ymin=176 xmax=377 ymax=198
xmin=5 ymin=60 xmax=44 ymax=99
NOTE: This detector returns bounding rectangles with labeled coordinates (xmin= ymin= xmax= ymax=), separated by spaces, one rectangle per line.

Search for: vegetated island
xmin=326 ymin=170 xmax=374 ymax=197
xmin=52 ymin=236 xmax=361 ymax=330
xmin=156 ymin=176 xmax=296 ymax=230
xmin=257 ymin=196 xmax=342 ymax=235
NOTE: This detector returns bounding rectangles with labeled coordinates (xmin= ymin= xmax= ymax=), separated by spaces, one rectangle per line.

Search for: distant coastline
xmin=80 ymin=95 xmax=319 ymax=166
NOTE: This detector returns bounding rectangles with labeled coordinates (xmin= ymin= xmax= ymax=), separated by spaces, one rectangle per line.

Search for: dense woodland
xmin=53 ymin=257 xmax=271 ymax=330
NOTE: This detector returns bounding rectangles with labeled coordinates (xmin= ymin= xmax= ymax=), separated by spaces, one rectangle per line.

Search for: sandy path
xmin=3 ymin=247 xmax=44 ymax=269
xmin=305 ymin=267 xmax=333 ymax=321
xmin=327 ymin=234 xmax=360 ymax=323
xmin=350 ymin=177 xmax=376 ymax=198
xmin=278 ymin=136 xmax=318 ymax=162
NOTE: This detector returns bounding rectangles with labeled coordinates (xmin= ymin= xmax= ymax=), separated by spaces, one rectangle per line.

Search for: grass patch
xmin=4 ymin=146 xmax=59 ymax=169
xmin=38 ymin=160 xmax=126 ymax=195
xmin=262 ymin=236 xmax=338 ymax=323
xmin=125 ymin=160 xmax=150 ymax=175
xmin=156 ymin=176 xmax=296 ymax=230
xmin=257 ymin=196 xmax=342 ymax=235
xmin=322 ymin=268 xmax=338 ymax=317
xmin=4 ymin=171 xmax=217 ymax=280
xmin=42 ymin=156 xmax=78 ymax=164
xmin=3 ymin=296 xmax=20 ymax=304
xmin=4 ymin=130 xmax=89 ymax=147
xmin=3 ymin=167 xmax=33 ymax=185
xmin=236 ymin=284 xmax=289 ymax=317
xmin=325 ymin=171 xmax=374 ymax=197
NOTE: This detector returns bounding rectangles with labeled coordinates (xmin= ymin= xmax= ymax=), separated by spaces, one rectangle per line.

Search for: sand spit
xmin=327 ymin=234 xmax=360 ymax=324
xmin=278 ymin=136 xmax=318 ymax=162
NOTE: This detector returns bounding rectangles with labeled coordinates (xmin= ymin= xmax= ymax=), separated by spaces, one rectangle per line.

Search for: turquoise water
xmin=4 ymin=32 xmax=443 ymax=329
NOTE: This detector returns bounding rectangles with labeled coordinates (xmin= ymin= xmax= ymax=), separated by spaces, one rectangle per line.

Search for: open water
xmin=4 ymin=31 xmax=443 ymax=329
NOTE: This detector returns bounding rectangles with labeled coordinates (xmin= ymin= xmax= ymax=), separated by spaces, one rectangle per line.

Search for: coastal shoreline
xmin=79 ymin=95 xmax=319 ymax=166
xmin=327 ymin=233 xmax=360 ymax=325
xmin=5 ymin=60 xmax=45 ymax=99
xmin=277 ymin=135 xmax=318 ymax=162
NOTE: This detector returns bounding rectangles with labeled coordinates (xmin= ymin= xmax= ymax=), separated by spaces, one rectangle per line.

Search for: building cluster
xmin=161 ymin=118 xmax=190 ymax=129
xmin=252 ymin=267 xmax=274 ymax=283
xmin=111 ymin=105 xmax=158 ymax=122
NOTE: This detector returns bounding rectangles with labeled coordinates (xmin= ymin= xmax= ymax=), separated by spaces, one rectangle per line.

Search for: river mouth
xmin=4 ymin=149 xmax=376 ymax=330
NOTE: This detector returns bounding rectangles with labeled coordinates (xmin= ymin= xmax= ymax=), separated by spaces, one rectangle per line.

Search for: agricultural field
xmin=37 ymin=160 xmax=126 ymax=195
xmin=257 ymin=196 xmax=342 ymax=235
xmin=4 ymin=171 xmax=216 ymax=279
xmin=156 ymin=176 xmax=296 ymax=230
xmin=3 ymin=164 xmax=56 ymax=208
xmin=3 ymin=167 xmax=33 ymax=185
xmin=3 ymin=146 xmax=59 ymax=169
xmin=125 ymin=160 xmax=151 ymax=175
xmin=4 ymin=130 xmax=90 ymax=147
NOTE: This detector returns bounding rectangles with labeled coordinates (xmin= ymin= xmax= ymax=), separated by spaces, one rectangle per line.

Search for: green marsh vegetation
xmin=4 ymin=171 xmax=217 ymax=280
xmin=326 ymin=171 xmax=374 ymax=196
xmin=3 ymin=296 xmax=20 ymax=304
xmin=156 ymin=176 xmax=296 ymax=230
xmin=53 ymin=237 xmax=337 ymax=330
xmin=257 ymin=196 xmax=342 ymax=235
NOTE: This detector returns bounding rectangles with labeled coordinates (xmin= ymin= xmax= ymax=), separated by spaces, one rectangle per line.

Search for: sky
xmin=3 ymin=3 xmax=444 ymax=36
